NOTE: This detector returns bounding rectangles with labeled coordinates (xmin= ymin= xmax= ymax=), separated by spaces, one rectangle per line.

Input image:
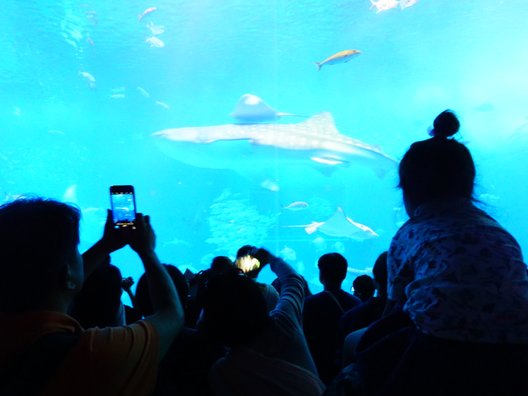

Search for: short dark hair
xmin=372 ymin=251 xmax=388 ymax=291
xmin=236 ymin=245 xmax=255 ymax=258
xmin=318 ymin=253 xmax=348 ymax=284
xmin=235 ymin=245 xmax=260 ymax=279
xmin=398 ymin=110 xmax=475 ymax=211
xmin=352 ymin=275 xmax=375 ymax=301
xmin=210 ymin=256 xmax=234 ymax=272
xmin=0 ymin=198 xmax=81 ymax=312
xmin=202 ymin=272 xmax=270 ymax=347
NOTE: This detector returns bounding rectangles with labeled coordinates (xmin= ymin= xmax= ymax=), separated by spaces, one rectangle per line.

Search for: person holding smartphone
xmin=0 ymin=197 xmax=184 ymax=395
xmin=235 ymin=244 xmax=279 ymax=312
xmin=203 ymin=247 xmax=326 ymax=395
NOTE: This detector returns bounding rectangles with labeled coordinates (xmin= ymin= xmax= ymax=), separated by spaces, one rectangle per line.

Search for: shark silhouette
xmin=153 ymin=112 xmax=397 ymax=178
xmin=285 ymin=207 xmax=378 ymax=241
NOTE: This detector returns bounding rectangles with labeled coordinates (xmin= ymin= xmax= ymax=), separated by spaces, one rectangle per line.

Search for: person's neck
xmin=323 ymin=285 xmax=341 ymax=292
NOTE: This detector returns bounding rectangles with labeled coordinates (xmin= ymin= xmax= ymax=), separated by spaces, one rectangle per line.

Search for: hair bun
xmin=431 ymin=110 xmax=460 ymax=138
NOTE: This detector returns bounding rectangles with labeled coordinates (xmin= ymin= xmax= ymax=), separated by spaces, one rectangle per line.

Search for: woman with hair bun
xmin=355 ymin=110 xmax=528 ymax=396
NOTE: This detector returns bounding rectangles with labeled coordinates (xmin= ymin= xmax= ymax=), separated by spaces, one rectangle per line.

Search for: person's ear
xmin=64 ymin=253 xmax=83 ymax=292
xmin=65 ymin=266 xmax=80 ymax=291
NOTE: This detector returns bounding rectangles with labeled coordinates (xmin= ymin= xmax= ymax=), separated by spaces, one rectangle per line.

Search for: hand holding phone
xmin=128 ymin=213 xmax=156 ymax=255
xmin=249 ymin=247 xmax=271 ymax=267
xmin=110 ymin=185 xmax=137 ymax=229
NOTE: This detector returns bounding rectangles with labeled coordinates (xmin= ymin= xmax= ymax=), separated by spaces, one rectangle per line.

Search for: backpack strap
xmin=0 ymin=331 xmax=80 ymax=395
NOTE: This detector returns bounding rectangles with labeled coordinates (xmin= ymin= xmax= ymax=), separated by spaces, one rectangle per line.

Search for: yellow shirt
xmin=1 ymin=311 xmax=159 ymax=396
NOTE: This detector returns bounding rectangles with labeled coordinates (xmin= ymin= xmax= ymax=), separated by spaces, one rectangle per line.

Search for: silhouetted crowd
xmin=2 ymin=110 xmax=528 ymax=396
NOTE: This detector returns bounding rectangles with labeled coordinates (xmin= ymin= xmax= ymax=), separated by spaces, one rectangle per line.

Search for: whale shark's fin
xmin=230 ymin=94 xmax=304 ymax=123
xmin=230 ymin=94 xmax=279 ymax=123
xmin=311 ymin=156 xmax=347 ymax=166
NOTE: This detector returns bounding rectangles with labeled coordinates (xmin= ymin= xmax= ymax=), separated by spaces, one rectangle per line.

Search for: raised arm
xmin=82 ymin=210 xmax=128 ymax=278
xmin=252 ymin=248 xmax=305 ymax=324
xmin=129 ymin=213 xmax=184 ymax=361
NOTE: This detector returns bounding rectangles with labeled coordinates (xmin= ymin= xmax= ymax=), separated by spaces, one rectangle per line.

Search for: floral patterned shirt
xmin=388 ymin=199 xmax=528 ymax=344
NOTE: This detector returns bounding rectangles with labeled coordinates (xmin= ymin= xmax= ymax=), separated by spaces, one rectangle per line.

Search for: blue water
xmin=1 ymin=0 xmax=527 ymax=295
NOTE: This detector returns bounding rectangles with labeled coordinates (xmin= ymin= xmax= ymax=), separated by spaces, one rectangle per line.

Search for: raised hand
xmin=128 ymin=213 xmax=156 ymax=255
xmin=99 ymin=210 xmax=128 ymax=253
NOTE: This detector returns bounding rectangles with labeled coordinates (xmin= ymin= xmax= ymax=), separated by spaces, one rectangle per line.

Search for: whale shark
xmin=284 ymin=207 xmax=378 ymax=241
xmin=229 ymin=94 xmax=304 ymax=123
xmin=153 ymin=112 xmax=397 ymax=178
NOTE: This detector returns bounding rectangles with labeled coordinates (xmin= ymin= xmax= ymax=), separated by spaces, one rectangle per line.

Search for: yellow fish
xmin=315 ymin=49 xmax=361 ymax=71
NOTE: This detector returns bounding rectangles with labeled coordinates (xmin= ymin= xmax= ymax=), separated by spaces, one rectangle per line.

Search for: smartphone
xmin=235 ymin=255 xmax=261 ymax=273
xmin=109 ymin=185 xmax=136 ymax=229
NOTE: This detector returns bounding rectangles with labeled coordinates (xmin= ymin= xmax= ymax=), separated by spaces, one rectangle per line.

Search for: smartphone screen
xmin=110 ymin=185 xmax=136 ymax=229
xmin=235 ymin=255 xmax=261 ymax=273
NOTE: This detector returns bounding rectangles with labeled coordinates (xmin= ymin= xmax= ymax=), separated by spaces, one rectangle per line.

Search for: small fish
xmin=137 ymin=86 xmax=150 ymax=98
xmin=260 ymin=178 xmax=280 ymax=192
xmin=478 ymin=193 xmax=500 ymax=205
xmin=315 ymin=49 xmax=361 ymax=71
xmin=311 ymin=236 xmax=328 ymax=253
xmin=111 ymin=86 xmax=127 ymax=93
xmin=62 ymin=184 xmax=77 ymax=203
xmin=279 ymin=246 xmax=297 ymax=261
xmin=146 ymin=36 xmax=165 ymax=48
xmin=163 ymin=237 xmax=191 ymax=247
xmin=110 ymin=93 xmax=126 ymax=99
xmin=283 ymin=201 xmax=309 ymax=211
xmin=370 ymin=0 xmax=399 ymax=13
xmin=146 ymin=21 xmax=165 ymax=35
xmin=13 ymin=106 xmax=22 ymax=117
xmin=399 ymin=0 xmax=417 ymax=10
xmin=138 ymin=7 xmax=157 ymax=22
xmin=474 ymin=102 xmax=494 ymax=112
xmin=333 ymin=241 xmax=346 ymax=255
xmin=79 ymin=71 xmax=96 ymax=88
xmin=85 ymin=10 xmax=98 ymax=24
xmin=86 ymin=36 xmax=95 ymax=46
xmin=155 ymin=100 xmax=170 ymax=110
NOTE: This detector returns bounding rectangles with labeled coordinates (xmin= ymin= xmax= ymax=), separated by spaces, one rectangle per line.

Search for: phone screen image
xmin=110 ymin=186 xmax=136 ymax=229
xmin=235 ymin=255 xmax=261 ymax=273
